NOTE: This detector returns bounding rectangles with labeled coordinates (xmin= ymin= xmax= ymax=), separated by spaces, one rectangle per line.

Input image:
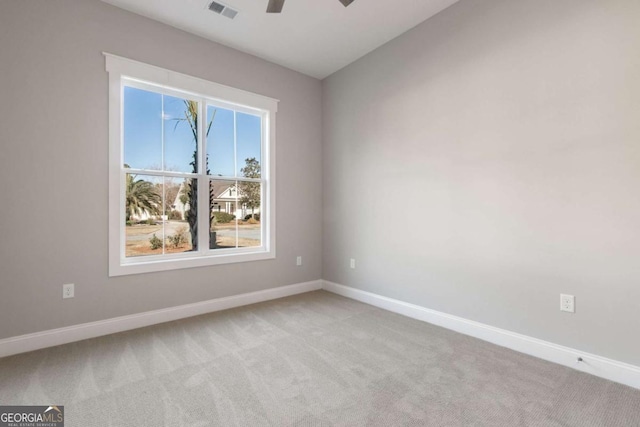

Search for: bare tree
xmin=239 ymin=157 xmax=261 ymax=219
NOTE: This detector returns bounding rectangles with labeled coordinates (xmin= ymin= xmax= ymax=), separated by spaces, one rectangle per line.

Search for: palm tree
xmin=126 ymin=172 xmax=162 ymax=221
xmin=174 ymin=101 xmax=214 ymax=250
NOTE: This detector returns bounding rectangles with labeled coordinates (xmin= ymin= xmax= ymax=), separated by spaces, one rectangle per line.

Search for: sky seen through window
xmin=123 ymin=86 xmax=261 ymax=176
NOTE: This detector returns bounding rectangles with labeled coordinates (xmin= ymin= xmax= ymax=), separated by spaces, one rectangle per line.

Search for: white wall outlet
xmin=350 ymin=258 xmax=356 ymax=269
xmin=560 ymin=294 xmax=575 ymax=313
xmin=296 ymin=256 xmax=302 ymax=266
xmin=63 ymin=283 xmax=75 ymax=299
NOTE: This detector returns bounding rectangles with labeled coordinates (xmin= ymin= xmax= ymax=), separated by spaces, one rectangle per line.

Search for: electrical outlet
xmin=63 ymin=283 xmax=74 ymax=299
xmin=560 ymin=294 xmax=574 ymax=313
xmin=350 ymin=258 xmax=356 ymax=269
xmin=296 ymin=256 xmax=302 ymax=266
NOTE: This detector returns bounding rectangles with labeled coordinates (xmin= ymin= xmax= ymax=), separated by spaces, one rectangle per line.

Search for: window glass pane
xmin=238 ymin=182 xmax=262 ymax=248
xmin=174 ymin=177 xmax=198 ymax=252
xmin=125 ymin=174 xmax=164 ymax=257
xmin=236 ymin=112 xmax=262 ymax=178
xmin=124 ymin=87 xmax=162 ymax=170
xmin=164 ymin=177 xmax=183 ymax=222
xmin=164 ymin=95 xmax=198 ymax=173
xmin=209 ymin=179 xmax=238 ymax=249
xmin=207 ymin=106 xmax=235 ymax=177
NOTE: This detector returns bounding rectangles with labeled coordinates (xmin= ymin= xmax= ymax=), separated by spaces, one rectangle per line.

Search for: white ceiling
xmin=101 ymin=0 xmax=460 ymax=79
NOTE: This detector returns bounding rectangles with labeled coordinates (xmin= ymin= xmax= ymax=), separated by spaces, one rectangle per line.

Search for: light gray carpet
xmin=1 ymin=290 xmax=639 ymax=426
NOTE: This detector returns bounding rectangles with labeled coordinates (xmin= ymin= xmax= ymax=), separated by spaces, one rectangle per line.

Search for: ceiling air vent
xmin=208 ymin=1 xmax=238 ymax=19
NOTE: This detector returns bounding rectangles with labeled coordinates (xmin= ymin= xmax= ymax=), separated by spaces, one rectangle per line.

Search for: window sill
xmin=109 ymin=249 xmax=275 ymax=277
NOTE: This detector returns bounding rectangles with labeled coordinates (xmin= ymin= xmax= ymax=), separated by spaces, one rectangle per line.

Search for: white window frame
xmin=105 ymin=53 xmax=278 ymax=276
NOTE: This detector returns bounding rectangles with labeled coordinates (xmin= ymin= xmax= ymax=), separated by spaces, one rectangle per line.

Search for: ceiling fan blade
xmin=267 ymin=0 xmax=285 ymax=13
xmin=338 ymin=0 xmax=355 ymax=6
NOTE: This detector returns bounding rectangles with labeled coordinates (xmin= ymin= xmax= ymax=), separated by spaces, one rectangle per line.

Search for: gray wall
xmin=0 ymin=0 xmax=322 ymax=339
xmin=323 ymin=0 xmax=640 ymax=366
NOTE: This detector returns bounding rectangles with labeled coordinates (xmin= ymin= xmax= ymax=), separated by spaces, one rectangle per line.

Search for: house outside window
xmin=106 ymin=54 xmax=277 ymax=276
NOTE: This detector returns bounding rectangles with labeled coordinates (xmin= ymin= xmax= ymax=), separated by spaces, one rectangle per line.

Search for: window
xmin=106 ymin=54 xmax=277 ymax=276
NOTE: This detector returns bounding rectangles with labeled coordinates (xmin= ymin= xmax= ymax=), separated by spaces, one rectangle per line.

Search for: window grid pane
xmin=209 ymin=179 xmax=238 ymax=250
xmin=125 ymin=173 xmax=164 ymax=258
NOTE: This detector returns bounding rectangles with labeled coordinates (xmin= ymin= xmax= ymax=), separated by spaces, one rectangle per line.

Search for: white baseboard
xmin=0 ymin=280 xmax=322 ymax=358
xmin=322 ymin=280 xmax=640 ymax=391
